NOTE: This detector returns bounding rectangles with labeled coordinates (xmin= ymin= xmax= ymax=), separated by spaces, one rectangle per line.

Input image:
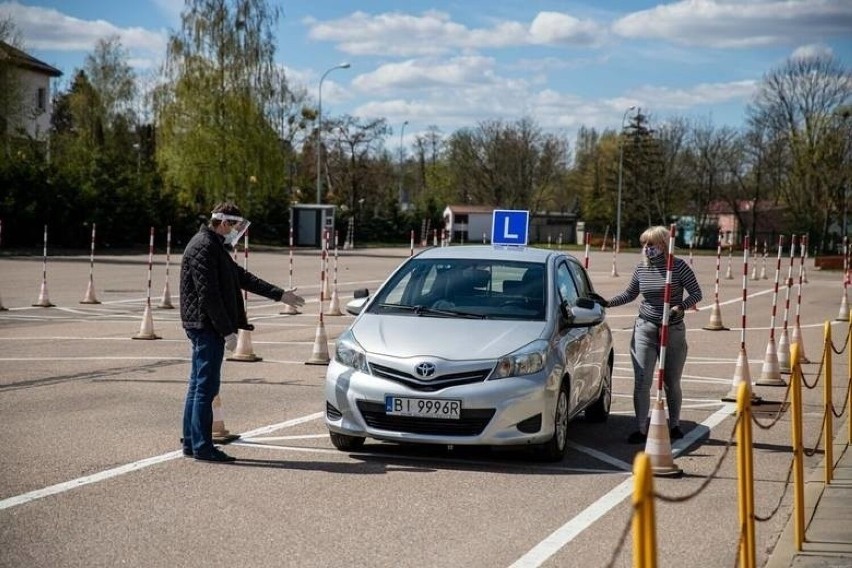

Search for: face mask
xmin=644 ymin=245 xmax=661 ymax=257
xmin=224 ymin=227 xmax=240 ymax=246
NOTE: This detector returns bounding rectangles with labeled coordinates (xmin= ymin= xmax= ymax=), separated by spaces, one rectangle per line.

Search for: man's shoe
xmin=627 ymin=431 xmax=647 ymax=444
xmin=194 ymin=448 xmax=236 ymax=463
xmin=182 ymin=448 xmax=193 ymax=457
xmin=670 ymin=426 xmax=685 ymax=440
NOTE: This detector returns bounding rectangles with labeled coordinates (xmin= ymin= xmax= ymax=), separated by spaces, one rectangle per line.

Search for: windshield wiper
xmin=375 ymin=303 xmax=486 ymax=319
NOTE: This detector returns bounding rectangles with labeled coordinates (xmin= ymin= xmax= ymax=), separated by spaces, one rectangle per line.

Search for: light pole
xmin=315 ymin=62 xmax=351 ymax=204
xmin=398 ymin=120 xmax=409 ymax=208
xmin=616 ymin=106 xmax=636 ymax=253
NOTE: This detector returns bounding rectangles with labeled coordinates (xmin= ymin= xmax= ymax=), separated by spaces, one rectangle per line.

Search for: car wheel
xmin=535 ymin=379 xmax=569 ymax=462
xmin=329 ymin=431 xmax=366 ymax=451
xmin=585 ymin=360 xmax=612 ymax=423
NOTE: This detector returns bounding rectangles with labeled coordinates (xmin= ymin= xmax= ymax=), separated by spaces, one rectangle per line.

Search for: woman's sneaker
xmin=627 ymin=431 xmax=647 ymax=444
xmin=669 ymin=426 xmax=685 ymax=440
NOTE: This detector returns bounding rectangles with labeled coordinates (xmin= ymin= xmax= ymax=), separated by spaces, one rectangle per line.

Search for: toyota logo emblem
xmin=415 ymin=362 xmax=436 ymax=378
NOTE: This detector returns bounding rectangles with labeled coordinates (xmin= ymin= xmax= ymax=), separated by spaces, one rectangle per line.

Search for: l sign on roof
xmin=491 ymin=210 xmax=529 ymax=246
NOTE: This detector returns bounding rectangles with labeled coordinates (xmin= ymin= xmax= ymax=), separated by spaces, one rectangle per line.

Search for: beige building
xmin=0 ymin=41 xmax=62 ymax=140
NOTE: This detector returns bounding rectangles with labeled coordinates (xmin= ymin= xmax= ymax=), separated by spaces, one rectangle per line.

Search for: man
xmin=180 ymin=201 xmax=304 ymax=462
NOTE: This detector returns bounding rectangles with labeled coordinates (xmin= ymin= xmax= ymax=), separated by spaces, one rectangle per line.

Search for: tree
xmin=748 ymin=53 xmax=852 ymax=250
xmin=0 ymin=16 xmax=25 ymax=157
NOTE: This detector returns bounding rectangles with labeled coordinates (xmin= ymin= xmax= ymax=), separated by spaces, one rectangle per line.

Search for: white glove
xmin=224 ymin=333 xmax=238 ymax=352
xmin=281 ymin=288 xmax=305 ymax=308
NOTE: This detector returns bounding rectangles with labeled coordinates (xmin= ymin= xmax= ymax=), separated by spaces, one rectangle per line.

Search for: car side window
xmin=556 ymin=262 xmax=579 ymax=306
xmin=566 ymin=260 xmax=591 ymax=298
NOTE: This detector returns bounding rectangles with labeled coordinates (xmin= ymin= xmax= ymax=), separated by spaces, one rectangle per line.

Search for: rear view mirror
xmin=347 ymin=289 xmax=370 ymax=315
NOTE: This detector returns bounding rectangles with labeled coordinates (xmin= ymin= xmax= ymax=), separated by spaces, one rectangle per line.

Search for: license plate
xmin=385 ymin=396 xmax=461 ymax=419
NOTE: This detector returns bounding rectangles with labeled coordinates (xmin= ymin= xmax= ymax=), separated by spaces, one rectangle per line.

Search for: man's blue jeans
xmin=183 ymin=328 xmax=225 ymax=456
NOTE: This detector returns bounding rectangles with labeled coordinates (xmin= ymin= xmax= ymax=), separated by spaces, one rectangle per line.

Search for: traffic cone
xmin=326 ymin=288 xmax=343 ymax=316
xmin=703 ymin=300 xmax=729 ymax=330
xmin=644 ymin=398 xmax=682 ymax=477
xmin=777 ymin=328 xmax=791 ymax=374
xmin=157 ymin=280 xmax=174 ymax=309
xmin=32 ymin=280 xmax=54 ymax=307
xmin=791 ymin=321 xmax=810 ymax=363
xmin=80 ymin=277 xmax=100 ymax=304
xmin=611 ymin=258 xmax=619 ymax=278
xmin=750 ymin=263 xmax=758 ymax=280
xmin=305 ymin=318 xmax=330 ymax=365
xmin=723 ymin=348 xmax=760 ymax=403
xmin=280 ymin=302 xmax=300 ymax=315
xmin=760 ymin=261 xmax=767 ymax=280
xmin=836 ymin=290 xmax=849 ymax=322
xmin=725 ymin=263 xmax=733 ymax=280
xmin=755 ymin=337 xmax=785 ymax=386
xmin=226 ymin=328 xmax=262 ymax=362
xmin=132 ymin=304 xmax=161 ymax=340
xmin=212 ymin=395 xmax=240 ymax=443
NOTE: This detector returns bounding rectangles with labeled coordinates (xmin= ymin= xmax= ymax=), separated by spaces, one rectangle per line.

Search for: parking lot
xmin=0 ymin=245 xmax=847 ymax=567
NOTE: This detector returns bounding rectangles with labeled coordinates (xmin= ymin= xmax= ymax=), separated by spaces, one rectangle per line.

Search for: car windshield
xmin=367 ymin=258 xmax=546 ymax=320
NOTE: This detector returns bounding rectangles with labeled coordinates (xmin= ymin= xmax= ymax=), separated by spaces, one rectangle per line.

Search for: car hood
xmin=351 ymin=314 xmax=546 ymax=360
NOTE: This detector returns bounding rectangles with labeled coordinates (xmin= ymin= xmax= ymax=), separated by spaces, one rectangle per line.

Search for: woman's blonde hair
xmin=640 ymin=226 xmax=670 ymax=250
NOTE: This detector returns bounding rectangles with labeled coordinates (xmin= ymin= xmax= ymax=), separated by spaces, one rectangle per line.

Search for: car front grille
xmin=369 ymin=363 xmax=492 ymax=392
xmin=355 ymin=400 xmax=495 ymax=436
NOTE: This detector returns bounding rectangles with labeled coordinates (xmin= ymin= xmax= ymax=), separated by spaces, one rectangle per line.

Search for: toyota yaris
xmin=324 ymin=245 xmax=613 ymax=461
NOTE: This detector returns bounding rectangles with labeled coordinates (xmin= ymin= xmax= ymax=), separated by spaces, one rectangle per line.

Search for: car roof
xmin=414 ymin=245 xmax=559 ymax=264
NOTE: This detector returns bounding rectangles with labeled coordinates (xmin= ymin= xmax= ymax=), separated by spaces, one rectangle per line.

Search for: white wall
xmin=9 ymin=67 xmax=53 ymax=139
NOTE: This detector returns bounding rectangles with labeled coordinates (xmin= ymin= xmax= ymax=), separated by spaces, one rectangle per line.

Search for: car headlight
xmin=491 ymin=340 xmax=548 ymax=379
xmin=334 ymin=330 xmax=368 ymax=373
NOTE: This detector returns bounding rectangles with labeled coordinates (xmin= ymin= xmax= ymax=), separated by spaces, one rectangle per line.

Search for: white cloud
xmin=628 ymin=80 xmax=757 ymax=109
xmin=791 ymin=43 xmax=834 ymax=60
xmin=0 ymin=1 xmax=167 ymax=53
xmin=613 ymin=0 xmax=852 ymax=48
xmin=529 ymin=12 xmax=605 ymax=47
xmin=352 ymin=56 xmax=501 ymax=94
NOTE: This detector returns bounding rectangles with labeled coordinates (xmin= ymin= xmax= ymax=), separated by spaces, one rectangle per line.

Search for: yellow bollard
xmin=790 ymin=343 xmax=805 ymax=551
xmin=824 ymin=322 xmax=833 ymax=484
xmin=632 ymin=452 xmax=657 ymax=568
xmin=736 ymin=382 xmax=756 ymax=568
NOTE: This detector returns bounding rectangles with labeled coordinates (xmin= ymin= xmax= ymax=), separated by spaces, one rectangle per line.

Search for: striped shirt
xmin=607 ymin=254 xmax=702 ymax=325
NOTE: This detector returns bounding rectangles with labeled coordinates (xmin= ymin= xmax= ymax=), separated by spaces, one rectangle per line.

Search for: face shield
xmin=211 ymin=212 xmax=251 ymax=246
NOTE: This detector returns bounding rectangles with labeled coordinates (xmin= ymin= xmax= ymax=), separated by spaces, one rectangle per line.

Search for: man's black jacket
xmin=180 ymin=226 xmax=283 ymax=336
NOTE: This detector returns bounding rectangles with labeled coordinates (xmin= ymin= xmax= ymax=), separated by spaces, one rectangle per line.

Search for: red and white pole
xmin=32 ymin=224 xmax=54 ymax=307
xmin=80 ymin=223 xmax=100 ymax=304
xmin=768 ymin=236 xmax=784 ymax=342
xmin=777 ymin=234 xmax=798 ymax=373
xmin=145 ymin=227 xmax=155 ymax=308
xmin=288 ymin=226 xmax=294 ymax=290
xmin=157 ymin=225 xmax=174 ymax=308
xmin=583 ymin=232 xmax=590 ymax=270
xmin=243 ymin=230 xmax=250 ymax=304
xmin=838 ymin=236 xmax=850 ymax=322
xmin=722 ymin=233 xmax=758 ymax=401
xmin=656 ymin=224 xmax=677 ymax=397
xmin=132 ymin=226 xmax=160 ymax=339
xmin=739 ymin=234 xmax=750 ymax=353
xmin=756 ymin=235 xmax=787 ymax=386
xmin=410 ymin=229 xmax=415 ymax=257
xmin=791 ymin=234 xmax=810 ymax=362
xmin=688 ymin=238 xmax=694 ymax=267
xmin=713 ymin=231 xmax=723 ymax=305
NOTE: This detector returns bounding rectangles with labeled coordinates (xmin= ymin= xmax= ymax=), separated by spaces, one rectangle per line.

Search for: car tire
xmin=585 ymin=360 xmax=612 ymax=423
xmin=535 ymin=379 xmax=569 ymax=462
xmin=329 ymin=431 xmax=366 ymax=451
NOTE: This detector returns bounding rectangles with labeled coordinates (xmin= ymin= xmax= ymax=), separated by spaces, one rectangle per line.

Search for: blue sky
xmin=2 ymin=0 xmax=851 ymax=151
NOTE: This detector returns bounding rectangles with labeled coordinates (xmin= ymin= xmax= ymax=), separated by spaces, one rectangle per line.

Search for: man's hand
xmin=281 ymin=288 xmax=305 ymax=308
xmin=224 ymin=333 xmax=238 ymax=352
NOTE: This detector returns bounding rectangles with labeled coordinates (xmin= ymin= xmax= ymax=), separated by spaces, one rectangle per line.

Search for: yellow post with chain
xmin=790 ymin=343 xmax=805 ymax=551
xmin=736 ymin=382 xmax=756 ymax=568
xmin=632 ymin=452 xmax=656 ymax=568
xmin=824 ymin=321 xmax=833 ymax=484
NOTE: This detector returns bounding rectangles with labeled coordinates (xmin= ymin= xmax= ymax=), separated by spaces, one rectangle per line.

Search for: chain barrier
xmin=653 ymin=413 xmax=740 ymax=504
xmin=754 ymin=458 xmax=795 ymax=522
xmin=800 ymin=350 xmax=825 ymax=390
xmin=803 ymin=412 xmax=827 ymax=458
xmin=832 ymin=374 xmax=852 ymax=418
xmin=752 ymin=381 xmax=793 ymax=430
xmin=830 ymin=323 xmax=850 ymax=354
xmin=604 ymin=505 xmax=634 ymax=568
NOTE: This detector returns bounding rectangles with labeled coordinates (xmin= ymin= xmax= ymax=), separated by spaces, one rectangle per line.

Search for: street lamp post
xmin=398 ymin=120 xmax=409 ymax=208
xmin=616 ymin=106 xmax=637 ymax=253
xmin=315 ymin=62 xmax=351 ymax=204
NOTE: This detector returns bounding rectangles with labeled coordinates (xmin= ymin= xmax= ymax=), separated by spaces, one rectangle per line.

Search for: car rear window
xmin=368 ymin=258 xmax=547 ymax=320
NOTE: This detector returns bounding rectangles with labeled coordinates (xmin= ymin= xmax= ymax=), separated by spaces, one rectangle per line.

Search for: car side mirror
xmin=561 ymin=297 xmax=604 ymax=327
xmin=346 ymin=288 xmax=370 ymax=316
xmin=353 ymin=288 xmax=369 ymax=299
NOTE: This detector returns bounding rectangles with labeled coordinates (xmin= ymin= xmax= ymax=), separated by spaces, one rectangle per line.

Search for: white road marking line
xmin=508 ymin=403 xmax=735 ymax=568
xmin=0 ymin=412 xmax=324 ymax=511
xmin=565 ymin=442 xmax=632 ymax=471
xmin=242 ymin=434 xmax=329 ymax=441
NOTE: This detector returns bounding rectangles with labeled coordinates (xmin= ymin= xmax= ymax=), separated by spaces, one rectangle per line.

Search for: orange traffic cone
xmin=32 ymin=280 xmax=54 ymax=307
xmin=723 ymin=348 xmax=760 ymax=402
xmin=703 ymin=300 xmax=729 ymax=330
xmin=777 ymin=328 xmax=791 ymax=374
xmin=755 ymin=337 xmax=785 ymax=386
xmin=158 ymin=280 xmax=174 ymax=309
xmin=305 ymin=317 xmax=330 ymax=365
xmin=80 ymin=277 xmax=100 ymax=304
xmin=226 ymin=328 xmax=262 ymax=362
xmin=791 ymin=321 xmax=810 ymax=363
xmin=836 ymin=290 xmax=849 ymax=322
xmin=132 ymin=304 xmax=161 ymax=340
xmin=644 ymin=398 xmax=682 ymax=477
xmin=212 ymin=395 xmax=240 ymax=443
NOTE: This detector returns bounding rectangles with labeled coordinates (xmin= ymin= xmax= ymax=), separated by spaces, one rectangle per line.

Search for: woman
xmin=606 ymin=226 xmax=702 ymax=444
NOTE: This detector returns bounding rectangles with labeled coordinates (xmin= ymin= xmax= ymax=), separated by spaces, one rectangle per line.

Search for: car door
xmin=553 ymin=260 xmax=593 ymax=415
xmin=565 ymin=258 xmax=610 ymax=406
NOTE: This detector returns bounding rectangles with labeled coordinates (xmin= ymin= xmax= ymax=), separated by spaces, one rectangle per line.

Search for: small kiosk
xmin=290 ymin=204 xmax=336 ymax=248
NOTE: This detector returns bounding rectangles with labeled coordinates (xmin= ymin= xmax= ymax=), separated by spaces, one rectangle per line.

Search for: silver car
xmin=324 ymin=245 xmax=613 ymax=461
